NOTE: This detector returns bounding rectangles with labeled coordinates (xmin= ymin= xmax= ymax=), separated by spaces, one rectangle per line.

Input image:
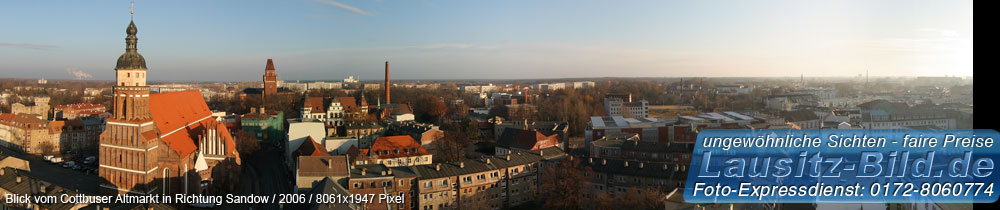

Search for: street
xmin=217 ymin=145 xmax=294 ymax=210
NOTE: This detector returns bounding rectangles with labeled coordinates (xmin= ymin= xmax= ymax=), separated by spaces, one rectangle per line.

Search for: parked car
xmin=62 ymin=161 xmax=76 ymax=168
xmin=83 ymin=156 xmax=97 ymax=165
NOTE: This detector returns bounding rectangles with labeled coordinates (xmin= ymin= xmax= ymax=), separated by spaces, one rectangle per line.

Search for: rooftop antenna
xmin=129 ymin=0 xmax=135 ymax=20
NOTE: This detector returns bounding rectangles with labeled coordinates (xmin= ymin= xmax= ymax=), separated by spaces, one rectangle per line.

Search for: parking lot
xmin=0 ymin=146 xmax=101 ymax=194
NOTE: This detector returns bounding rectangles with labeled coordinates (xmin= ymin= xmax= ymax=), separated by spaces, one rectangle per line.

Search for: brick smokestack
xmin=385 ymin=61 xmax=390 ymax=105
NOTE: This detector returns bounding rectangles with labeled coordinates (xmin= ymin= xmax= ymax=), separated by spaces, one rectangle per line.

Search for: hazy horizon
xmin=0 ymin=0 xmax=973 ymax=81
xmin=2 ymin=75 xmax=974 ymax=84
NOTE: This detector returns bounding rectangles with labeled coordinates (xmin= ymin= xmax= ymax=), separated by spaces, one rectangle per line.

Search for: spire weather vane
xmin=129 ymin=0 xmax=135 ymax=19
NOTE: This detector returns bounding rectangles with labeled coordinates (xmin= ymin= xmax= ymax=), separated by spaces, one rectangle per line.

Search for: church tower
xmin=98 ymin=17 xmax=162 ymax=195
xmin=263 ymin=58 xmax=278 ymax=95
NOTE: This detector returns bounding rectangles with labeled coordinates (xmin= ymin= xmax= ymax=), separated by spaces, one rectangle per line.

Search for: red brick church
xmin=98 ymin=18 xmax=241 ymax=196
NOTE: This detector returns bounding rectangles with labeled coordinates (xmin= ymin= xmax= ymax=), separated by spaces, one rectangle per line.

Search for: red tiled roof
xmin=292 ymin=136 xmax=330 ymax=158
xmin=150 ymin=90 xmax=239 ymax=159
xmin=49 ymin=121 xmax=66 ymax=133
xmin=0 ymin=113 xmax=15 ymax=126
xmin=297 ymin=155 xmax=349 ymax=177
xmin=335 ymin=97 xmax=359 ymax=112
xmin=497 ymin=128 xmax=560 ymax=151
xmin=54 ymin=103 xmax=105 ymax=110
xmin=77 ymin=111 xmax=107 ymax=115
xmin=368 ymin=135 xmax=430 ymax=159
xmin=305 ymin=97 xmax=325 ymax=113
xmin=7 ymin=114 xmax=46 ymax=129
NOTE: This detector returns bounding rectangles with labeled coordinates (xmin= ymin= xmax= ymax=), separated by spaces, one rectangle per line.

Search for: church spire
xmin=125 ymin=21 xmax=138 ymax=52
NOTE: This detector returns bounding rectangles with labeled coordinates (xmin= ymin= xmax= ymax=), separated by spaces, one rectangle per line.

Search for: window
xmin=354 ymin=183 xmax=362 ymax=189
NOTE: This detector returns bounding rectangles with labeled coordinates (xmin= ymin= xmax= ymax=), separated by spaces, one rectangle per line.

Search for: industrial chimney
xmin=385 ymin=61 xmax=390 ymax=105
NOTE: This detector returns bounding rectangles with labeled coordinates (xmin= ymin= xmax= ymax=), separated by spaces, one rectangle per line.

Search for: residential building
xmin=288 ymin=119 xmax=329 ymax=169
xmin=387 ymin=122 xmax=445 ymax=146
xmin=409 ymin=147 xmax=566 ymax=210
xmin=343 ymin=122 xmax=384 ymax=148
xmin=328 ymin=96 xmax=363 ymax=126
xmin=0 ymin=113 xmax=51 ymax=154
xmin=781 ymin=110 xmax=821 ymax=129
xmin=326 ymin=97 xmax=349 ymax=126
xmin=307 ymin=81 xmax=343 ymax=90
xmin=590 ymin=135 xmax=692 ymax=164
xmin=49 ymin=120 xmax=85 ymax=153
xmin=323 ymin=137 xmax=359 ymax=155
xmin=346 ymin=164 xmax=418 ymax=210
xmin=857 ymin=100 xmax=956 ymax=129
xmin=459 ymin=84 xmax=498 ymax=93
xmin=492 ymin=120 xmax=568 ymax=148
xmin=11 ymin=97 xmax=50 ymax=120
xmin=765 ymin=94 xmax=819 ymax=111
xmin=714 ymin=85 xmax=753 ymax=95
xmin=0 ymin=167 xmax=90 ymax=210
xmin=603 ymin=93 xmax=649 ymax=118
xmin=303 ymin=97 xmax=328 ymax=120
xmin=579 ymin=158 xmax=688 ymax=210
xmin=494 ymin=128 xmax=560 ymax=156
xmin=240 ymin=109 xmax=285 ymax=147
xmin=53 ymin=103 xmax=106 ymax=120
xmin=349 ymin=136 xmax=432 ymax=167
xmin=293 ymin=177 xmax=363 ymax=210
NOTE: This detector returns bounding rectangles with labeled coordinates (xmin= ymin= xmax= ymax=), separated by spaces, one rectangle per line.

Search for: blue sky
xmin=0 ymin=0 xmax=973 ymax=81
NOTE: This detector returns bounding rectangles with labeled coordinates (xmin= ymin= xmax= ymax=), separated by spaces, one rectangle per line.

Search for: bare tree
xmin=435 ymin=130 xmax=470 ymax=162
xmin=235 ymin=130 xmax=260 ymax=159
xmin=593 ymin=192 xmax=615 ymax=210
xmin=618 ymin=187 xmax=666 ymax=209
xmin=540 ymin=157 xmax=591 ymax=210
xmin=37 ymin=141 xmax=57 ymax=156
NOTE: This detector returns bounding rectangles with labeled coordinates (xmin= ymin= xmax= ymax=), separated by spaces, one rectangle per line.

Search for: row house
xmin=296 ymin=148 xmax=567 ymax=210
xmin=0 ymin=113 xmax=52 ymax=154
xmin=10 ymin=97 xmax=50 ymax=120
xmin=409 ymin=147 xmax=566 ymax=210
xmin=590 ymin=135 xmax=692 ymax=164
xmin=494 ymin=128 xmax=560 ymax=156
xmin=386 ymin=122 xmax=444 ymax=146
xmin=49 ymin=120 xmax=84 ymax=153
xmin=347 ymin=164 xmax=419 ymax=210
xmin=347 ymin=136 xmax=432 ymax=167
xmin=53 ymin=103 xmax=107 ymax=120
xmin=578 ymin=158 xmax=688 ymax=210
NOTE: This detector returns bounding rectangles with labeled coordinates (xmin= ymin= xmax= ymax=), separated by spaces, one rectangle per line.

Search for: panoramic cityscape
xmin=0 ymin=1 xmax=974 ymax=210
